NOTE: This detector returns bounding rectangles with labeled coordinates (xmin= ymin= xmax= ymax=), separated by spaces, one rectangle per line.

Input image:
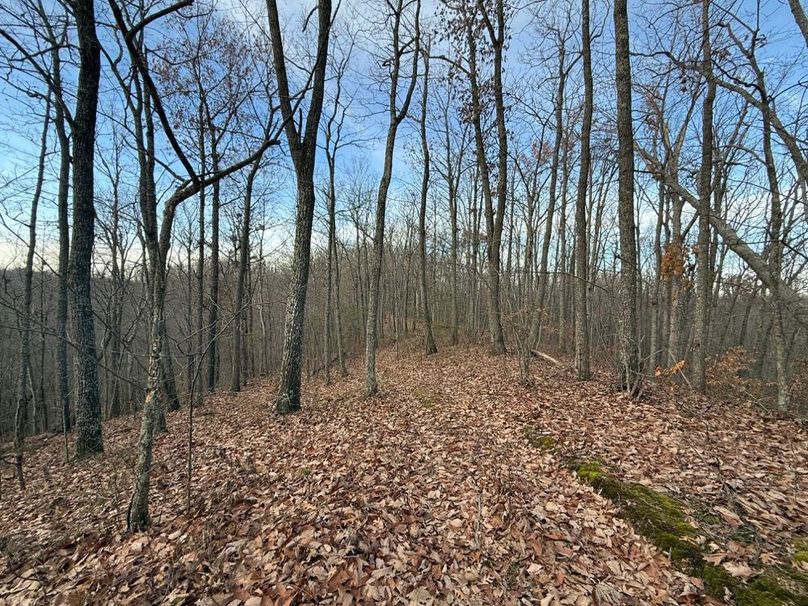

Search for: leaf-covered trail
xmin=1 ymin=343 xmax=805 ymax=605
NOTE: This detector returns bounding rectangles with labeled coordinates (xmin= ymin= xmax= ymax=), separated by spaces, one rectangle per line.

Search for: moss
xmin=413 ymin=388 xmax=437 ymax=409
xmin=701 ymin=562 xmax=737 ymax=597
xmin=741 ymin=573 xmax=808 ymax=606
xmin=573 ymin=461 xmax=696 ymax=546
xmin=523 ymin=428 xmax=556 ymax=451
xmin=575 ymin=459 xmax=606 ymax=481
xmin=567 ymin=458 xmax=807 ymax=605
xmin=693 ymin=503 xmax=721 ymax=527
xmin=793 ymin=540 xmax=808 ymax=565
xmin=731 ymin=526 xmax=760 ymax=544
xmin=759 ymin=567 xmax=808 ymax=604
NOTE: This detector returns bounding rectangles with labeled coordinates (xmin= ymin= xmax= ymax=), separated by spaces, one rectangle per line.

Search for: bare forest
xmin=0 ymin=0 xmax=807 ymax=603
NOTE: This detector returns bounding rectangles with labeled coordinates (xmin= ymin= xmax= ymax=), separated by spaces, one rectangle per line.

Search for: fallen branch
xmin=530 ymin=349 xmax=567 ymax=368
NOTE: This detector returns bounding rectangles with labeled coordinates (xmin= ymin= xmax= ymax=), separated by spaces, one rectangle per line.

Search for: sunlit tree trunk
xmin=574 ymin=0 xmax=593 ymax=380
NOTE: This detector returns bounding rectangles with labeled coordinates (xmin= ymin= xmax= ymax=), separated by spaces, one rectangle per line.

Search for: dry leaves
xmin=0 ymin=343 xmax=805 ymax=604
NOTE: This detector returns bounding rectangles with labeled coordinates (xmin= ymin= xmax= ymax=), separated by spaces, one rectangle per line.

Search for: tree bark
xmin=207 ymin=131 xmax=221 ymax=392
xmin=692 ymin=0 xmax=715 ymax=393
xmin=14 ymin=96 xmax=49 ymax=488
xmin=267 ymin=0 xmax=332 ymax=413
xmin=574 ymin=0 xmax=592 ymax=380
xmin=530 ymin=34 xmax=566 ymax=348
xmin=365 ymin=0 xmax=420 ymax=395
xmin=418 ymin=44 xmax=437 ymax=356
xmin=71 ymin=0 xmax=103 ymax=457
xmin=231 ymin=158 xmax=260 ymax=392
xmin=614 ymin=0 xmax=642 ymax=394
xmin=51 ymin=44 xmax=72 ymax=435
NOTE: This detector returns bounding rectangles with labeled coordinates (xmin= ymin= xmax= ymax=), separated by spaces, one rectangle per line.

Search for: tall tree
xmin=692 ymin=0 xmax=715 ymax=392
xmin=14 ymin=95 xmax=49 ymax=488
xmin=267 ymin=0 xmax=333 ymax=413
xmin=418 ymin=38 xmax=437 ymax=356
xmin=71 ymin=0 xmax=103 ymax=457
xmin=365 ymin=0 xmax=421 ymax=395
xmin=573 ymin=0 xmax=592 ymax=380
xmin=231 ymin=157 xmax=261 ymax=392
xmin=613 ymin=0 xmax=641 ymax=393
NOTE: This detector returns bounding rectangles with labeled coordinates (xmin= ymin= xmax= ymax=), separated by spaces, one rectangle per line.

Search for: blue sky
xmin=0 ymin=0 xmax=805 ymax=269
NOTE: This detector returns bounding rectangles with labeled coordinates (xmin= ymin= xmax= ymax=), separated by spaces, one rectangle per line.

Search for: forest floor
xmin=1 ymin=340 xmax=806 ymax=605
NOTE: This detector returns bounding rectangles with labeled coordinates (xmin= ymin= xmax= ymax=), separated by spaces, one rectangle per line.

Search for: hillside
xmin=1 ymin=343 xmax=806 ymax=605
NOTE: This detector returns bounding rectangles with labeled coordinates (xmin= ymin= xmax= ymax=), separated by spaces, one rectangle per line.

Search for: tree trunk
xmin=196 ymin=106 xmax=206 ymax=404
xmin=614 ymin=0 xmax=642 ymax=394
xmin=71 ymin=0 xmax=103 ymax=457
xmin=207 ymin=134 xmax=220 ymax=392
xmin=365 ymin=0 xmax=420 ymax=395
xmin=692 ymin=0 xmax=715 ymax=393
xmin=531 ymin=36 xmax=566 ymax=348
xmin=14 ymin=97 xmax=49 ymax=488
xmin=418 ymin=46 xmax=437 ymax=356
xmin=231 ymin=158 xmax=260 ymax=392
xmin=276 ymin=173 xmax=317 ymax=412
xmin=574 ymin=0 xmax=592 ymax=380
xmin=128 ymin=277 xmax=165 ymax=532
xmin=52 ymin=51 xmax=72 ymax=435
xmin=267 ymin=0 xmax=332 ymax=414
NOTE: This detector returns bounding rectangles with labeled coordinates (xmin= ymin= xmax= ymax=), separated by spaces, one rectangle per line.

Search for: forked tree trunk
xmin=365 ymin=0 xmax=421 ymax=395
xmin=268 ymin=0 xmax=332 ymax=414
xmin=530 ymin=35 xmax=566 ymax=348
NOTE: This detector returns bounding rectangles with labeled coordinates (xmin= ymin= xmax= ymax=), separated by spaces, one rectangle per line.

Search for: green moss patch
xmin=793 ymin=540 xmax=808 ymax=566
xmin=413 ymin=388 xmax=437 ymax=409
xmin=523 ymin=427 xmax=556 ymax=451
xmin=567 ymin=458 xmax=807 ymax=605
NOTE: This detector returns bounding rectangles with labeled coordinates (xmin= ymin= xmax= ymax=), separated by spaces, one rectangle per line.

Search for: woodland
xmin=0 ymin=0 xmax=806 ymax=603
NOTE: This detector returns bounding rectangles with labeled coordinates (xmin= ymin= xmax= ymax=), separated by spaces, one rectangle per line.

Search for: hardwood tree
xmin=71 ymin=0 xmax=104 ymax=457
xmin=365 ymin=0 xmax=421 ymax=396
xmin=417 ymin=38 xmax=437 ymax=356
xmin=613 ymin=0 xmax=642 ymax=393
xmin=573 ymin=0 xmax=593 ymax=380
xmin=267 ymin=0 xmax=333 ymax=413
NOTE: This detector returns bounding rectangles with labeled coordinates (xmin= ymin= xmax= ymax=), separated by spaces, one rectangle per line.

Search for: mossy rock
xmin=523 ymin=428 xmax=556 ymax=451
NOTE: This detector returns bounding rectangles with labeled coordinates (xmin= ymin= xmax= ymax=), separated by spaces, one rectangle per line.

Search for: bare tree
xmin=365 ymin=0 xmax=421 ymax=396
xmin=71 ymin=0 xmax=104 ymax=457
xmin=574 ymin=0 xmax=592 ymax=380
xmin=267 ymin=0 xmax=333 ymax=413
xmin=613 ymin=0 xmax=641 ymax=393
xmin=418 ymin=37 xmax=437 ymax=356
xmin=692 ymin=0 xmax=715 ymax=392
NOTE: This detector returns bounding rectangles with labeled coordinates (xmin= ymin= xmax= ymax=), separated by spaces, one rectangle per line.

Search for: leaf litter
xmin=1 ymin=342 xmax=805 ymax=605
